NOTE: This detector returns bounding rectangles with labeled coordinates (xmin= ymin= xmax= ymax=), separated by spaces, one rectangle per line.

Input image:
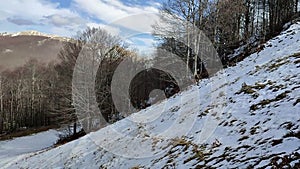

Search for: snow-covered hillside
xmin=0 ymin=129 xmax=60 ymax=167
xmin=3 ymin=22 xmax=300 ymax=168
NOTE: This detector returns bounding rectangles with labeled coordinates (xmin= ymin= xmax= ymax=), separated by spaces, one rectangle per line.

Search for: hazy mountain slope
xmin=0 ymin=31 xmax=68 ymax=70
xmin=3 ymin=22 xmax=300 ymax=169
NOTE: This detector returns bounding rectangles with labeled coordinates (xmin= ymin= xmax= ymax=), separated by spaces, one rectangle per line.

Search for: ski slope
xmin=3 ymin=22 xmax=300 ymax=168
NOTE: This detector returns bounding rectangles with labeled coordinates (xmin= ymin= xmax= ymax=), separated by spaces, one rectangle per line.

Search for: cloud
xmin=0 ymin=0 xmax=76 ymax=21
xmin=0 ymin=0 xmax=84 ymax=36
xmin=0 ymin=0 xmax=161 ymax=37
xmin=130 ymin=36 xmax=155 ymax=46
xmin=86 ymin=22 xmax=121 ymax=36
xmin=44 ymin=14 xmax=85 ymax=27
xmin=73 ymin=0 xmax=159 ymax=23
xmin=73 ymin=0 xmax=130 ymax=22
xmin=73 ymin=0 xmax=160 ymax=42
xmin=72 ymin=0 xmax=161 ymax=56
xmin=7 ymin=17 xmax=36 ymax=26
xmin=110 ymin=13 xmax=160 ymax=34
xmin=125 ymin=34 xmax=157 ymax=57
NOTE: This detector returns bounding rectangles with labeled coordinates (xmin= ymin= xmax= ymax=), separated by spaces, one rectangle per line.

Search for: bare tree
xmin=54 ymin=27 xmax=132 ymax=133
xmin=155 ymin=0 xmax=299 ymax=71
xmin=0 ymin=68 xmax=4 ymax=133
xmin=155 ymin=0 xmax=212 ymax=77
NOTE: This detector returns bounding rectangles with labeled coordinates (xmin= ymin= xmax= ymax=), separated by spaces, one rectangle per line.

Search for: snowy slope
xmin=0 ymin=130 xmax=60 ymax=166
xmin=3 ymin=22 xmax=300 ymax=168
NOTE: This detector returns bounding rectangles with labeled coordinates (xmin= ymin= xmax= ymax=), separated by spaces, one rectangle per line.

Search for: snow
xmin=1 ymin=30 xmax=70 ymax=41
xmin=2 ymin=49 xmax=13 ymax=54
xmin=2 ymin=22 xmax=300 ymax=168
xmin=10 ymin=30 xmax=59 ymax=38
xmin=0 ymin=129 xmax=60 ymax=166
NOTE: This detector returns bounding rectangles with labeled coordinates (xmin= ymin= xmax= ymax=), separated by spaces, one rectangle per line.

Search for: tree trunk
xmin=73 ymin=122 xmax=77 ymax=135
xmin=0 ymin=75 xmax=3 ymax=133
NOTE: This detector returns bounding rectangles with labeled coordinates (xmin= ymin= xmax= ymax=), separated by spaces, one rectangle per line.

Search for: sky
xmin=0 ymin=0 xmax=162 ymax=37
xmin=0 ymin=0 xmax=164 ymax=55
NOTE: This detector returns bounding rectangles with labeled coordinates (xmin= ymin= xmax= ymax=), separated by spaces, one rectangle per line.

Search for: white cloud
xmin=131 ymin=36 xmax=155 ymax=47
xmin=75 ymin=0 xmax=159 ymax=32
xmin=125 ymin=35 xmax=157 ymax=57
xmin=45 ymin=14 xmax=85 ymax=27
xmin=86 ymin=22 xmax=121 ymax=36
xmin=0 ymin=0 xmax=161 ymax=37
xmin=74 ymin=0 xmax=161 ymax=54
xmin=0 ymin=0 xmax=85 ymax=36
xmin=49 ymin=26 xmax=78 ymax=37
xmin=72 ymin=0 xmax=161 ymax=56
xmin=73 ymin=0 xmax=159 ymax=24
xmin=111 ymin=13 xmax=160 ymax=34
xmin=0 ymin=0 xmax=77 ymax=21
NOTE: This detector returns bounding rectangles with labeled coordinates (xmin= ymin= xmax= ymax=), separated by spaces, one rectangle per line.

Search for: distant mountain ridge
xmin=0 ymin=30 xmax=70 ymax=71
xmin=1 ymin=30 xmax=71 ymax=42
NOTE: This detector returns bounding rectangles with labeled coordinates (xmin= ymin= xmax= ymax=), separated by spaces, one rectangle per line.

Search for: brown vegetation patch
xmin=250 ymin=91 xmax=290 ymax=111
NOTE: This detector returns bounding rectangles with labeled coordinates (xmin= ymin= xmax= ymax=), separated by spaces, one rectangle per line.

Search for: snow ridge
xmin=1 ymin=30 xmax=70 ymax=41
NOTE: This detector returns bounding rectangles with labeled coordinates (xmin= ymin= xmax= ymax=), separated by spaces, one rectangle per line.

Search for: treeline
xmin=0 ymin=60 xmax=57 ymax=134
xmin=0 ymin=27 xmax=182 ymax=135
xmin=156 ymin=0 xmax=299 ymax=76
xmin=0 ymin=28 xmax=134 ymax=134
